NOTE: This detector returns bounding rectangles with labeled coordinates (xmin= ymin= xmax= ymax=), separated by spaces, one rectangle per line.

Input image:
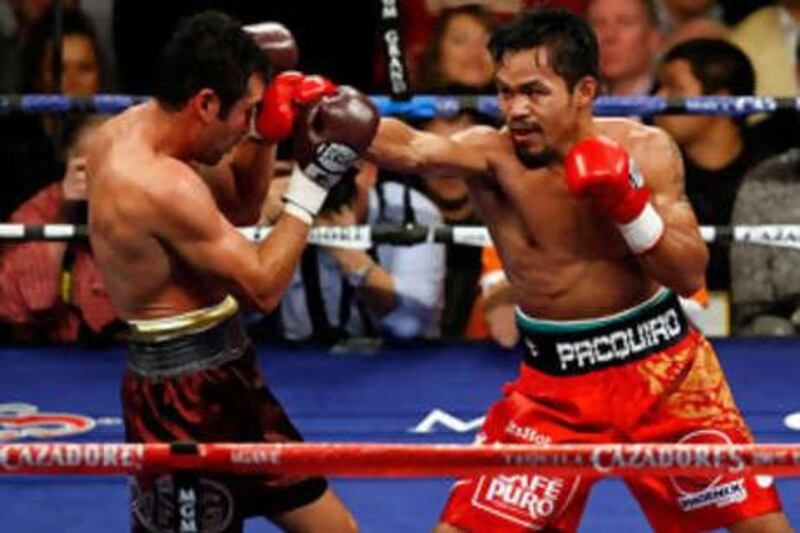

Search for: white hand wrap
xmin=282 ymin=165 xmax=327 ymax=225
xmin=616 ymin=202 xmax=665 ymax=254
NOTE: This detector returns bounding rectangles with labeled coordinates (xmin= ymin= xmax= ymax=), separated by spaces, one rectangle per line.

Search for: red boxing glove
xmin=565 ymin=136 xmax=664 ymax=253
xmin=252 ymin=72 xmax=336 ymax=144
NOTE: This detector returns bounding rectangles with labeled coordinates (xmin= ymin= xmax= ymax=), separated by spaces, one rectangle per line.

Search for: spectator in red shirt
xmin=0 ymin=115 xmax=119 ymax=343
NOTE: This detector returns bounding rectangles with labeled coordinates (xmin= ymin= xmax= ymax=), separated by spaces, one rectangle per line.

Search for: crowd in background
xmin=1 ymin=0 xmax=800 ymax=346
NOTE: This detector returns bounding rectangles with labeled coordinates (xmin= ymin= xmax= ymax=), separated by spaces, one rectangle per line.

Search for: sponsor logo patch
xmin=470 ymin=424 xmax=578 ymax=529
xmin=0 ymin=402 xmax=119 ymax=442
xmin=132 ymin=475 xmax=234 ymax=533
xmin=471 ymin=473 xmax=579 ymax=529
xmin=670 ymin=430 xmax=747 ymax=512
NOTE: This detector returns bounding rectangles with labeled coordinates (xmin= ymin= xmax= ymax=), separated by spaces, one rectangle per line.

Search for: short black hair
xmin=662 ymin=38 xmax=755 ymax=96
xmin=488 ymin=7 xmax=599 ymax=90
xmin=154 ymin=10 xmax=269 ymax=118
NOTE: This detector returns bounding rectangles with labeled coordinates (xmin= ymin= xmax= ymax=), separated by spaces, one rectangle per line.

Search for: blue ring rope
xmin=2 ymin=94 xmax=797 ymax=119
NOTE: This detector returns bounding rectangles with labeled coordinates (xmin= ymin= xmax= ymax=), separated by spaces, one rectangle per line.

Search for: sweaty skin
xmin=367 ymin=47 xmax=707 ymax=320
xmin=86 ymin=73 xmax=311 ymax=320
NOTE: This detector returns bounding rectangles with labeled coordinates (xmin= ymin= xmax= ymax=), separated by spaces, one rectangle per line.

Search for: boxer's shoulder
xmin=594 ymin=118 xmax=675 ymax=166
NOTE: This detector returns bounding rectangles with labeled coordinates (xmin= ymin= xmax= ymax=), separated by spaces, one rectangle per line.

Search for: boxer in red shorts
xmin=366 ymin=7 xmax=790 ymax=532
xmin=86 ymin=10 xmax=379 ymax=532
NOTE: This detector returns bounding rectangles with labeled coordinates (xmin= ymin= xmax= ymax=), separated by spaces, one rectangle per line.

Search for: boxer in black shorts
xmin=123 ymin=297 xmax=328 ymax=531
xmin=86 ymin=10 xmax=379 ymax=532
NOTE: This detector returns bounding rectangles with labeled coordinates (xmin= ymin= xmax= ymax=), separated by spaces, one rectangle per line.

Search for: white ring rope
xmin=2 ymin=223 xmax=800 ymax=251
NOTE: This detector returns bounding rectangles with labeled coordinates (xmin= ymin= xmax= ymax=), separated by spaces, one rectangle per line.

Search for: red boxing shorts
xmin=441 ymin=289 xmax=782 ymax=532
xmin=122 ymin=297 xmax=327 ymax=532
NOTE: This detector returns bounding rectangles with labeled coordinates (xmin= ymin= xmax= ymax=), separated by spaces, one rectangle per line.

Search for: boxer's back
xmin=87 ymin=104 xmax=224 ymax=320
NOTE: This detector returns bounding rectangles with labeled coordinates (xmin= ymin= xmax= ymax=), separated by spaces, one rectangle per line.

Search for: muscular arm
xmin=365 ymin=117 xmax=492 ymax=180
xmin=636 ymin=129 xmax=708 ymax=296
xmin=148 ymin=162 xmax=308 ymax=311
xmin=194 ymin=139 xmax=277 ymax=226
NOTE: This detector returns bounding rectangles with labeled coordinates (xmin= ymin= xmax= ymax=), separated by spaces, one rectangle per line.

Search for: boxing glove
xmin=283 ymin=86 xmax=379 ymax=224
xmin=251 ymin=72 xmax=336 ymax=144
xmin=565 ymin=136 xmax=664 ymax=254
xmin=242 ymin=22 xmax=299 ymax=72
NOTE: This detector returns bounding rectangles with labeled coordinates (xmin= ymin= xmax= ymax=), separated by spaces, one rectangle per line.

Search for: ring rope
xmin=0 ymin=442 xmax=799 ymax=477
xmin=2 ymin=223 xmax=800 ymax=251
xmin=0 ymin=94 xmax=795 ymax=119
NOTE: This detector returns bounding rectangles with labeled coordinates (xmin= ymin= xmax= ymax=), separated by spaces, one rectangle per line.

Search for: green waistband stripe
xmin=515 ymin=289 xmax=671 ymax=334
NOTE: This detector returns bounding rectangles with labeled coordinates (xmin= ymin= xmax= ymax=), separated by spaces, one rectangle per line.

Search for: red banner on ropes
xmin=1 ymin=443 xmax=800 ymax=478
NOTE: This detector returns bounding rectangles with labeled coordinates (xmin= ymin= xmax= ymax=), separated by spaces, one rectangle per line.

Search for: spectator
xmin=0 ymin=0 xmax=83 ymax=91
xmin=653 ymin=38 xmax=760 ymax=291
xmin=728 ymin=0 xmax=800 ymax=97
xmin=0 ymin=115 xmax=120 ymax=343
xmin=264 ymin=163 xmax=445 ymax=343
xmin=399 ymin=0 xmax=587 ymax=79
xmin=730 ymin=149 xmax=800 ymax=335
xmin=20 ymin=7 xmax=106 ymax=97
xmin=0 ymin=7 xmax=107 ymax=220
xmin=658 ymin=0 xmax=723 ymax=33
xmin=657 ymin=0 xmax=728 ymax=50
xmin=586 ymin=0 xmax=662 ymax=96
xmin=415 ymin=4 xmax=496 ymax=92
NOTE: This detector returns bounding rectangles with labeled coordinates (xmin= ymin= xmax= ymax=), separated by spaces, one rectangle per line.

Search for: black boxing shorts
xmin=122 ymin=296 xmax=327 ymax=532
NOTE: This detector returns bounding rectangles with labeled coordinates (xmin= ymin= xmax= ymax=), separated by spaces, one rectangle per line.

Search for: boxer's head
xmin=490 ymin=8 xmax=600 ymax=168
xmin=154 ymin=10 xmax=269 ymax=164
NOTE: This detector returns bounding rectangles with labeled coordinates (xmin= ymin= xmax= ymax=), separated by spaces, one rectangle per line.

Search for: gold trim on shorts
xmin=127 ymin=295 xmax=239 ymax=342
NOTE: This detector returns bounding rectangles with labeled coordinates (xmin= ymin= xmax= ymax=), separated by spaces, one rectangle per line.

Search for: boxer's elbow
xmin=655 ymin=226 xmax=709 ymax=297
xmin=682 ymin=241 xmax=710 ymax=296
xmin=674 ymin=271 xmax=706 ymax=299
xmin=239 ymin=282 xmax=283 ymax=313
xmin=251 ymin=287 xmax=283 ymax=313
xmin=643 ymin=248 xmax=707 ymax=297
xmin=674 ymin=257 xmax=708 ymax=297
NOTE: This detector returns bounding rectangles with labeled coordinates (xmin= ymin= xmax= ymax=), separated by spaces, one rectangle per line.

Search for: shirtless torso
xmin=464 ymin=118 xmax=674 ymax=319
xmin=84 ymin=77 xmax=320 ymax=324
xmin=369 ymin=115 xmax=701 ymax=320
xmin=88 ymin=102 xmax=237 ymax=319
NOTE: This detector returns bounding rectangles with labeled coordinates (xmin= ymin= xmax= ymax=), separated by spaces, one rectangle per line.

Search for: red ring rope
xmin=1 ymin=442 xmax=799 ymax=477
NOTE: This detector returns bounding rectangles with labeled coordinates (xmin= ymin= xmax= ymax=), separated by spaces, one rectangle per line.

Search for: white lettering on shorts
xmin=131 ymin=475 xmax=234 ymax=533
xmin=557 ymin=309 xmax=683 ymax=371
xmin=470 ymin=473 xmax=581 ymax=529
xmin=469 ymin=426 xmax=580 ymax=529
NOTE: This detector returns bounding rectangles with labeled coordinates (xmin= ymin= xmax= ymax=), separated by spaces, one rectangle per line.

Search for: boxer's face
xmin=196 ymin=73 xmax=264 ymax=165
xmin=496 ymin=47 xmax=585 ymax=168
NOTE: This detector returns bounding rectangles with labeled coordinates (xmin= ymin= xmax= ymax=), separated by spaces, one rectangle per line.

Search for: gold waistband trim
xmin=128 ymin=295 xmax=239 ymax=341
